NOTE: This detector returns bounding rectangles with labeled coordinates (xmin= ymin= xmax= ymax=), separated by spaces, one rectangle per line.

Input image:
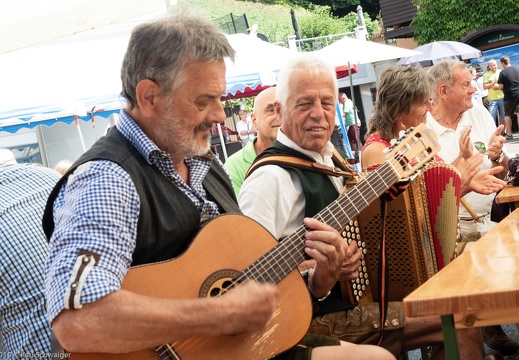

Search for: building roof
xmin=379 ymin=0 xmax=417 ymax=39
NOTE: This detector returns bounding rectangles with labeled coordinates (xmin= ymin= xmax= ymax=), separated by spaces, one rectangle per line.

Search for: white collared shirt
xmin=426 ymin=102 xmax=505 ymax=217
xmin=238 ymin=131 xmax=343 ymax=239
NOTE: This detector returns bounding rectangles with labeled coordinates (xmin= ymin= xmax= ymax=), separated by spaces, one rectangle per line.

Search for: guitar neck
xmin=242 ymin=161 xmax=399 ymax=284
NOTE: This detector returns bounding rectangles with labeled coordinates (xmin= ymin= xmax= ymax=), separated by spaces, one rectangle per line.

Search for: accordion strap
xmin=376 ymin=197 xmax=389 ymax=346
xmin=245 ymin=149 xmax=357 ymax=179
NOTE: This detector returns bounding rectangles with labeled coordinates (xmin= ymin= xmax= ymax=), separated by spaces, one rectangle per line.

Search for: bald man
xmin=224 ymin=87 xmax=281 ymax=196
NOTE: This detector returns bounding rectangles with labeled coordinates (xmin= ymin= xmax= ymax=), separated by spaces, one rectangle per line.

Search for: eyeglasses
xmin=473 ymin=141 xmax=486 ymax=154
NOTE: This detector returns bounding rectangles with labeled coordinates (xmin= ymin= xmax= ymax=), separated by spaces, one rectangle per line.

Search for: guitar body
xmin=70 ymin=214 xmax=312 ymax=360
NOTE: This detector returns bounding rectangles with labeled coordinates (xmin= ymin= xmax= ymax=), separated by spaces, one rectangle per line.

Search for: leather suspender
xmin=245 ymin=149 xmax=358 ymax=180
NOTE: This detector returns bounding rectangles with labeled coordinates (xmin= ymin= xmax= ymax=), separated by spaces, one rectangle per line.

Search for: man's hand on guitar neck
xmin=218 ymin=281 xmax=279 ymax=336
xmin=303 ymin=218 xmax=347 ymax=299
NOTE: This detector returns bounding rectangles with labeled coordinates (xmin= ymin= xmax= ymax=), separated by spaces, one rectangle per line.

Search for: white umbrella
xmin=313 ymin=36 xmax=421 ymax=67
xmin=396 ymin=41 xmax=483 ymax=67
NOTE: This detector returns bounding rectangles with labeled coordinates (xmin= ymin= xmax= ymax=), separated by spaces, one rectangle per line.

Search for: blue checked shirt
xmin=0 ymin=163 xmax=61 ymax=357
xmin=45 ymin=110 xmax=223 ymax=324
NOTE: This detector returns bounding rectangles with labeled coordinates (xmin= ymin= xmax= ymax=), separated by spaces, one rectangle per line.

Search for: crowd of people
xmin=2 ymin=11 xmax=519 ymax=360
xmin=476 ymin=56 xmax=519 ymax=140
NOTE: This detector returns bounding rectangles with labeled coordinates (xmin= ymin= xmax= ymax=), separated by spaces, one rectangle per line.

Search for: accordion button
xmin=372 ymin=321 xmax=379 ymax=329
xmin=392 ymin=319 xmax=400 ymax=327
xmin=359 ymin=290 xmax=363 ymax=296
xmin=384 ymin=320 xmax=389 ymax=327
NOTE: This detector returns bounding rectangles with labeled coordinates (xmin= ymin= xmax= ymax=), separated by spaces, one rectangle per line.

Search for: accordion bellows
xmin=421 ymin=162 xmax=462 ymax=269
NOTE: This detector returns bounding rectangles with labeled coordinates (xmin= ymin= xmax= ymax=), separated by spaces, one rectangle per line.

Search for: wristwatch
xmin=491 ymin=150 xmax=505 ymax=163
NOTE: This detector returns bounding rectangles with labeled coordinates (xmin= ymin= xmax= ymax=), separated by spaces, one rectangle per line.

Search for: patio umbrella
xmin=396 ymin=41 xmax=483 ymax=67
xmin=313 ymin=36 xmax=421 ymax=67
xmin=290 ymin=9 xmax=302 ymax=41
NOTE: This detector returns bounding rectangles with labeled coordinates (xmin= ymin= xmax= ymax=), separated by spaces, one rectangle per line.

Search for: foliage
xmin=225 ymin=97 xmax=255 ymax=112
xmin=177 ymin=0 xmax=380 ymax=43
xmin=298 ymin=4 xmax=380 ymax=41
xmin=238 ymin=0 xmax=380 ymax=18
xmin=411 ymin=0 xmax=519 ymax=45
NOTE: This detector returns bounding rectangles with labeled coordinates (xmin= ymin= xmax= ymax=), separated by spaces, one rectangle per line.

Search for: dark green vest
xmin=256 ymin=141 xmax=341 ymax=218
xmin=43 ymin=127 xmax=240 ymax=266
xmin=254 ymin=141 xmax=355 ymax=314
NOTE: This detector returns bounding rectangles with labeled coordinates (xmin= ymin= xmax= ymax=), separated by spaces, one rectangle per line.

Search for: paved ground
xmin=408 ymin=324 xmax=519 ymax=359
xmin=409 ymin=134 xmax=519 ymax=359
xmin=505 ymin=134 xmax=519 ymax=156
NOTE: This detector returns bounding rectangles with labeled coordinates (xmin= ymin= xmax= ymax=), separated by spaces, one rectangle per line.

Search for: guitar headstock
xmin=385 ymin=123 xmax=440 ymax=179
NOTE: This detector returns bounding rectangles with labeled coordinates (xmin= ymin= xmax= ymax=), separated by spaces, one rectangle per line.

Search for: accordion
xmin=341 ymin=162 xmax=461 ymax=303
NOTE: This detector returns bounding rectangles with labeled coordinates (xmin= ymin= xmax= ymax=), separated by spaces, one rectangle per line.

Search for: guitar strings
xmin=158 ymin=131 xmax=432 ymax=357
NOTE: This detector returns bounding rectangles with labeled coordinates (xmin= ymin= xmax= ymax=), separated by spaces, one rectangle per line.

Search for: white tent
xmin=0 ymin=1 xmax=167 ymax=134
xmin=224 ymin=33 xmax=296 ymax=99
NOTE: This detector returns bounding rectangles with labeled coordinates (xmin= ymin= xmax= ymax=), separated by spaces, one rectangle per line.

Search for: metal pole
xmin=216 ymin=123 xmax=228 ymax=161
xmin=348 ymin=61 xmax=360 ymax=159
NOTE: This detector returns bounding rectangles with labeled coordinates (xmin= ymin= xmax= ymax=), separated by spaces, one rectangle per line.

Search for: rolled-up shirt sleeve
xmin=45 ymin=160 xmax=140 ymax=324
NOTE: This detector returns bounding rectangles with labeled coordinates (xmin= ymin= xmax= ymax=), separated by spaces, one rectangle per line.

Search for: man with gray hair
xmin=43 ymin=13 xmax=393 ymax=360
xmin=426 ymin=60 xmax=517 ymax=355
xmin=240 ymin=54 xmax=484 ymax=359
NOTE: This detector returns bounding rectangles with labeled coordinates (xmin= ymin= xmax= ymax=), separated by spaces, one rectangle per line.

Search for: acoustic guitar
xmin=69 ymin=124 xmax=439 ymax=360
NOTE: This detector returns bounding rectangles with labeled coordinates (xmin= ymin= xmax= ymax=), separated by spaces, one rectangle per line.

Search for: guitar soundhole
xmin=199 ymin=269 xmax=242 ymax=298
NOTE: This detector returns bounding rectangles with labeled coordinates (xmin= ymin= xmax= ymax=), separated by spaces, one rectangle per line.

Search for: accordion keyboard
xmin=340 ymin=218 xmax=373 ymax=304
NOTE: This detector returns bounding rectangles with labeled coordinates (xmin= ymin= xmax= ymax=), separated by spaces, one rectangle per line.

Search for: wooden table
xmin=496 ymin=185 xmax=519 ymax=208
xmin=403 ymin=208 xmax=519 ymax=359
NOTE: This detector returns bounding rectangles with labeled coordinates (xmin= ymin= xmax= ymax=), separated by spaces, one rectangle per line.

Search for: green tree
xmin=238 ymin=0 xmax=379 ymax=19
xmin=411 ymin=0 xmax=519 ymax=45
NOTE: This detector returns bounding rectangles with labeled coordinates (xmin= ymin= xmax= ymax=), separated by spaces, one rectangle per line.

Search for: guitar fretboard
xmin=241 ymin=158 xmax=403 ymax=284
